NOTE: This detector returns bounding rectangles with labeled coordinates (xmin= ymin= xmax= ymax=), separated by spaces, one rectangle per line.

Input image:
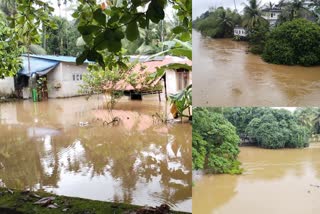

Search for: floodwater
xmin=193 ymin=146 xmax=320 ymax=214
xmin=193 ymin=30 xmax=320 ymax=106
xmin=0 ymin=95 xmax=191 ymax=212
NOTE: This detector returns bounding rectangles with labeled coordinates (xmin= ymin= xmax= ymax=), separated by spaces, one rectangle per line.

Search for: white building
xmin=234 ymin=26 xmax=247 ymax=37
xmin=17 ymin=55 xmax=89 ymax=98
xmin=261 ymin=8 xmax=282 ymax=26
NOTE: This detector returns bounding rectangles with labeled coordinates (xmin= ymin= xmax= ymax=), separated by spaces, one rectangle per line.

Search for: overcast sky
xmin=193 ymin=0 xmax=280 ymax=19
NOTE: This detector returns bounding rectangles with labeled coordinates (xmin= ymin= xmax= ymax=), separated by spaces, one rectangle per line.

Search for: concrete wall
xmin=0 ymin=77 xmax=15 ymax=96
xmin=47 ymin=62 xmax=88 ymax=98
xmin=165 ymin=69 xmax=192 ymax=95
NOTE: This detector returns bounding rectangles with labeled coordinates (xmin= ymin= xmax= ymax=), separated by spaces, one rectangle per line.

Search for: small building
xmin=16 ymin=55 xmax=89 ymax=99
xmin=234 ymin=26 xmax=247 ymax=38
xmin=110 ymin=55 xmax=192 ymax=100
xmin=261 ymin=7 xmax=282 ymax=27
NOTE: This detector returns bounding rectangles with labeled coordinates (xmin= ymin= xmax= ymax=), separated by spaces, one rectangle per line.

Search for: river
xmin=193 ymin=146 xmax=320 ymax=214
xmin=0 ymin=95 xmax=191 ymax=212
xmin=193 ymin=30 xmax=320 ymax=106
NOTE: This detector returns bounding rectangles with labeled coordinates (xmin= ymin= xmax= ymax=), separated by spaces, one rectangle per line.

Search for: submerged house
xmin=233 ymin=26 xmax=247 ymax=38
xmin=16 ymin=55 xmax=89 ymax=99
xmin=106 ymin=55 xmax=192 ymax=100
xmin=7 ymin=55 xmax=191 ymax=100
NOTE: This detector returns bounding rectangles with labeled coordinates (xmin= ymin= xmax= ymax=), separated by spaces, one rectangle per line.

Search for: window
xmin=176 ymin=69 xmax=190 ymax=90
xmin=73 ymin=74 xmax=82 ymax=81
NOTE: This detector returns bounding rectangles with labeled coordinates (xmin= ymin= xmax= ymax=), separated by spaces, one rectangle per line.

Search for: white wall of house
xmin=0 ymin=77 xmax=15 ymax=96
xmin=165 ymin=69 xmax=192 ymax=95
xmin=262 ymin=11 xmax=281 ymax=26
xmin=234 ymin=27 xmax=247 ymax=37
xmin=47 ymin=62 xmax=88 ymax=98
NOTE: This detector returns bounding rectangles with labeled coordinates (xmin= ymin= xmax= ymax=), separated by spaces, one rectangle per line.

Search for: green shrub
xmin=192 ymin=108 xmax=241 ymax=174
xmin=262 ymin=19 xmax=320 ymax=66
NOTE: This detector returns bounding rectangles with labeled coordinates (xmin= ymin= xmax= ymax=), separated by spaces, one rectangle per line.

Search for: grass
xmin=0 ymin=188 xmax=190 ymax=214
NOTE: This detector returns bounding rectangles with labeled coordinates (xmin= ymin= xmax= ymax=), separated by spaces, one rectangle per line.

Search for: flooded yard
xmin=193 ymin=30 xmax=320 ymax=106
xmin=0 ymin=95 xmax=192 ymax=212
xmin=193 ymin=146 xmax=320 ymax=214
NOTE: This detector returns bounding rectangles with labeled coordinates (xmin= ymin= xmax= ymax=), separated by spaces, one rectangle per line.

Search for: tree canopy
xmin=192 ymin=108 xmax=241 ymax=174
xmin=192 ymin=7 xmax=241 ymax=38
xmin=262 ymin=18 xmax=320 ymax=66
xmin=224 ymin=107 xmax=310 ymax=149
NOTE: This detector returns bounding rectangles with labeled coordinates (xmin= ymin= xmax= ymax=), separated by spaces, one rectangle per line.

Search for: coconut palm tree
xmin=279 ymin=0 xmax=314 ymax=21
xmin=242 ymin=0 xmax=267 ymax=29
xmin=216 ymin=9 xmax=237 ymax=37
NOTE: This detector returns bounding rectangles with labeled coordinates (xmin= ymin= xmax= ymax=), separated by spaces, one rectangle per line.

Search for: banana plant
xmin=169 ymin=84 xmax=192 ymax=121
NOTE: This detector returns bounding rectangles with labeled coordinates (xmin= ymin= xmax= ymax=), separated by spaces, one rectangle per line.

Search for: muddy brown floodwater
xmin=193 ymin=30 xmax=320 ymax=106
xmin=193 ymin=146 xmax=320 ymax=214
xmin=0 ymin=95 xmax=191 ymax=212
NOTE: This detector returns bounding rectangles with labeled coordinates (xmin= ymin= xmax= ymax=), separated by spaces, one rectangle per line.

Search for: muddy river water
xmin=0 ymin=95 xmax=191 ymax=212
xmin=193 ymin=30 xmax=320 ymax=106
xmin=193 ymin=146 xmax=320 ymax=214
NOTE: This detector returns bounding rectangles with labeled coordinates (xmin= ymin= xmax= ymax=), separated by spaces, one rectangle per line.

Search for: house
xmin=261 ymin=7 xmax=282 ymax=26
xmin=16 ymin=55 xmax=90 ymax=99
xmin=14 ymin=55 xmax=191 ymax=100
xmin=234 ymin=26 xmax=247 ymax=38
xmin=106 ymin=55 xmax=192 ymax=100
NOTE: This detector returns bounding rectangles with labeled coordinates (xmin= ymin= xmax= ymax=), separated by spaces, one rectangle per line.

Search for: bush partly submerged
xmin=262 ymin=19 xmax=320 ymax=66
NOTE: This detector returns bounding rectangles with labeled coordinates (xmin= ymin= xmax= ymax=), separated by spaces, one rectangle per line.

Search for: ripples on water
xmin=193 ymin=147 xmax=320 ymax=214
xmin=193 ymin=30 xmax=320 ymax=106
xmin=0 ymin=95 xmax=191 ymax=212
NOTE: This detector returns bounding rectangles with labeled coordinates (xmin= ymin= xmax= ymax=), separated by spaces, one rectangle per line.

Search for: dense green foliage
xmin=294 ymin=107 xmax=320 ymax=134
xmin=0 ymin=14 xmax=21 ymax=78
xmin=247 ymin=21 xmax=270 ymax=54
xmin=193 ymin=7 xmax=241 ymax=38
xmin=262 ymin=19 xmax=320 ymax=66
xmin=74 ymin=0 xmax=191 ymax=69
xmin=45 ymin=16 xmax=82 ymax=56
xmin=192 ymin=108 xmax=241 ymax=174
xmin=242 ymin=0 xmax=266 ymax=29
xmin=224 ymin=107 xmax=310 ymax=149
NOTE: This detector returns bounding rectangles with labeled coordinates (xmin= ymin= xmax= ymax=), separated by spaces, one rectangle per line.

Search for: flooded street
xmin=0 ymin=95 xmax=191 ymax=212
xmin=193 ymin=146 xmax=320 ymax=214
xmin=193 ymin=30 xmax=320 ymax=106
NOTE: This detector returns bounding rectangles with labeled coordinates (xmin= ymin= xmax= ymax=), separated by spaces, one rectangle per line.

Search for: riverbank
xmin=0 ymin=188 xmax=190 ymax=214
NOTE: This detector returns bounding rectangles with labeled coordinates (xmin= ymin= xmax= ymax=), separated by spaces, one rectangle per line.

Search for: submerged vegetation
xmin=193 ymin=0 xmax=320 ymax=65
xmin=262 ymin=18 xmax=320 ymax=66
xmin=192 ymin=7 xmax=241 ymax=38
xmin=193 ymin=107 xmax=320 ymax=174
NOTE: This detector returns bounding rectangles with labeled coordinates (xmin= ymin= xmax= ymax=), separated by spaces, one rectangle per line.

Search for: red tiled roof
xmin=104 ymin=56 xmax=192 ymax=92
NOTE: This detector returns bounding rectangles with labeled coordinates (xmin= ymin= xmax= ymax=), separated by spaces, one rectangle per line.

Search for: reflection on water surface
xmin=193 ymin=147 xmax=320 ymax=214
xmin=193 ymin=30 xmax=320 ymax=106
xmin=0 ymin=95 xmax=191 ymax=212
